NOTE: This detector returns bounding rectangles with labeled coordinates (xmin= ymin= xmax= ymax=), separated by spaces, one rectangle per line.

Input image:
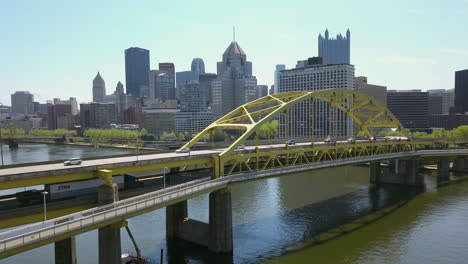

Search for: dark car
xmin=285 ymin=140 xmax=296 ymax=145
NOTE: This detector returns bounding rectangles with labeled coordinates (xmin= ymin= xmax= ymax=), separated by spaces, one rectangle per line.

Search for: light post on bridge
xmin=0 ymin=127 xmax=3 ymax=166
xmin=163 ymin=167 xmax=168 ymax=189
xmin=42 ymin=191 xmax=48 ymax=221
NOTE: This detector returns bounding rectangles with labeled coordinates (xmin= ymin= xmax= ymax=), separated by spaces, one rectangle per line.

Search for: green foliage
xmin=256 ymin=120 xmax=279 ymax=140
xmin=0 ymin=124 xmax=25 ymax=137
xmin=84 ymin=129 xmax=140 ymax=146
xmin=162 ymin=131 xmax=177 ymax=140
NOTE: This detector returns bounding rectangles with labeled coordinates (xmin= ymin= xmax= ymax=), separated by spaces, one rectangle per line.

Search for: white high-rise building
xmin=278 ymin=64 xmax=355 ymax=138
xmin=273 ymin=64 xmax=286 ymax=94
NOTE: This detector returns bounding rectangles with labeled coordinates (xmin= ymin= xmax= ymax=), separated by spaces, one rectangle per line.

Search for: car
xmin=324 ymin=136 xmax=334 ymax=143
xmin=237 ymin=144 xmax=246 ymax=150
xmin=347 ymin=137 xmax=356 ymax=143
xmin=64 ymin=158 xmax=82 ymax=166
xmin=175 ymin=147 xmax=190 ymax=153
xmin=285 ymin=140 xmax=296 ymax=145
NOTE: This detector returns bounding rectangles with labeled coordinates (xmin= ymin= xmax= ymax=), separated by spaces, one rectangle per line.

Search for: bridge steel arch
xmin=183 ymin=88 xmax=405 ymax=177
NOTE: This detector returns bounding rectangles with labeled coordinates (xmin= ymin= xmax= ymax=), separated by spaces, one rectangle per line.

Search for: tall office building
xmin=92 ymin=72 xmax=106 ymax=102
xmin=176 ymin=71 xmax=199 ymax=100
xmin=115 ymin=81 xmax=124 ymax=94
xmin=318 ymin=29 xmax=351 ymax=65
xmin=428 ymin=89 xmax=454 ymax=115
xmin=125 ymin=47 xmax=150 ymax=97
xmin=47 ymin=104 xmax=73 ymax=130
xmin=158 ymin=63 xmax=176 ymax=100
xmin=155 ymin=73 xmax=175 ymax=100
xmin=11 ymin=91 xmax=34 ymax=115
xmin=387 ymin=90 xmax=429 ymax=130
xmin=191 ymin=58 xmax=205 ymax=73
xmin=274 ymin=64 xmax=286 ymax=94
xmin=354 ymin=76 xmax=387 ymax=106
xmin=278 ymin=63 xmax=355 ymax=138
xmin=199 ymin=73 xmax=217 ymax=106
xmin=455 ymin=69 xmax=468 ymax=114
xmin=257 ymin=85 xmax=269 ymax=98
xmin=80 ymin=103 xmax=117 ymax=128
xmin=176 ymin=81 xmax=213 ymax=134
xmin=212 ymin=41 xmax=258 ymax=118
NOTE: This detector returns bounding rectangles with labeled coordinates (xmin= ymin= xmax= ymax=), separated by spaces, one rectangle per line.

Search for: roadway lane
xmin=0 ymin=149 xmax=222 ymax=183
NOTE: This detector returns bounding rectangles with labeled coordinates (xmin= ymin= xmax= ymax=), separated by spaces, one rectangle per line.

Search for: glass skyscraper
xmin=125 ymin=47 xmax=150 ymax=97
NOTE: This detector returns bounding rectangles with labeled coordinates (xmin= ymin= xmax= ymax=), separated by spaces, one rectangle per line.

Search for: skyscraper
xmin=115 ymin=81 xmax=124 ymax=94
xmin=212 ymin=41 xmax=258 ymax=118
xmin=92 ymin=72 xmax=106 ymax=102
xmin=318 ymin=29 xmax=351 ymax=65
xmin=274 ymin=64 xmax=286 ymax=94
xmin=455 ymin=69 xmax=468 ymax=114
xmin=278 ymin=64 xmax=355 ymax=138
xmin=158 ymin=63 xmax=176 ymax=100
xmin=155 ymin=73 xmax=175 ymax=101
xmin=191 ymin=58 xmax=205 ymax=73
xmin=125 ymin=47 xmax=150 ymax=97
xmin=387 ymin=90 xmax=429 ymax=130
xmin=11 ymin=91 xmax=34 ymax=115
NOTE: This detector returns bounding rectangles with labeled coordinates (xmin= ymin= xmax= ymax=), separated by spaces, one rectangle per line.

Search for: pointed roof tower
xmin=115 ymin=81 xmax=124 ymax=94
xmin=222 ymin=41 xmax=246 ymax=60
xmin=93 ymin=72 xmax=105 ymax=86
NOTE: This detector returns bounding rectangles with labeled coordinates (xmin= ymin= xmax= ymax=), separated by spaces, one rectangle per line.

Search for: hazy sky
xmin=1 ymin=0 xmax=468 ymax=105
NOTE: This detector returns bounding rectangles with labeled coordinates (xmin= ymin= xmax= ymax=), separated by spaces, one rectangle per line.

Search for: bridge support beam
xmin=379 ymin=159 xmax=424 ymax=187
xmin=55 ymin=237 xmax=77 ymax=264
xmin=208 ymin=188 xmax=233 ymax=253
xmin=369 ymin=162 xmax=382 ymax=187
xmin=437 ymin=157 xmax=450 ymax=183
xmin=97 ymin=184 xmax=122 ymax=264
xmin=453 ymin=157 xmax=468 ymax=173
xmin=165 ymin=187 xmax=233 ymax=254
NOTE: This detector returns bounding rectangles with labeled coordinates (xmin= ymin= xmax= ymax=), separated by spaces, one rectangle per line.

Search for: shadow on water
xmin=153 ymin=184 xmax=422 ymax=264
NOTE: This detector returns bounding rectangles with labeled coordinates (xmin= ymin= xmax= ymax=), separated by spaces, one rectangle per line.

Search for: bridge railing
xmin=0 ymin=177 xmax=229 ymax=254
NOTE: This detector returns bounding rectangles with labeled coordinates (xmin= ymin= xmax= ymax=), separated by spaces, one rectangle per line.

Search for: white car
xmin=175 ymin=147 xmax=190 ymax=153
xmin=64 ymin=158 xmax=82 ymax=166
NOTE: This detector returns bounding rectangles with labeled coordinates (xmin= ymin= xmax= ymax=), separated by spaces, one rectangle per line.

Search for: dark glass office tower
xmin=455 ymin=69 xmax=468 ymax=114
xmin=125 ymin=47 xmax=150 ymax=97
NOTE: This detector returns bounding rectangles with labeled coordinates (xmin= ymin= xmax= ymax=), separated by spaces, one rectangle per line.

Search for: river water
xmin=1 ymin=143 xmax=468 ymax=264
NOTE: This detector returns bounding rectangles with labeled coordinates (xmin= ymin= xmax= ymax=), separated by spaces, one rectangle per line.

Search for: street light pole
xmin=42 ymin=191 xmax=48 ymax=221
xmin=163 ymin=167 xmax=168 ymax=189
xmin=0 ymin=127 xmax=3 ymax=166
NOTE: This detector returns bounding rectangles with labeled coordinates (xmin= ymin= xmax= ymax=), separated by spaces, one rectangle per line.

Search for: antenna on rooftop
xmin=233 ymin=26 xmax=235 ymax=42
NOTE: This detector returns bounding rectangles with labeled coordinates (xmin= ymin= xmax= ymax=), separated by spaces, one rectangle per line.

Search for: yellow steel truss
xmin=183 ymin=89 xmax=406 ymax=177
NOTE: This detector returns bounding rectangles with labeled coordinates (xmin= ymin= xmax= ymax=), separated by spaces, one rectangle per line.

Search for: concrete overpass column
xmin=55 ymin=237 xmax=77 ymax=264
xmin=97 ymin=184 xmax=122 ymax=264
xmin=380 ymin=159 xmax=424 ymax=187
xmin=166 ymin=200 xmax=188 ymax=239
xmin=437 ymin=157 xmax=450 ymax=183
xmin=208 ymin=188 xmax=233 ymax=254
xmin=453 ymin=157 xmax=468 ymax=173
xmin=369 ymin=162 xmax=381 ymax=186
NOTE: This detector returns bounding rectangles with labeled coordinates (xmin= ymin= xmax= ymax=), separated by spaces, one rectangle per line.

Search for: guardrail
xmin=0 ymin=177 xmax=228 ymax=254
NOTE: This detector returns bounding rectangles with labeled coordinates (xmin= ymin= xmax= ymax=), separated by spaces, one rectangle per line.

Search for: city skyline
xmin=1 ymin=0 xmax=468 ymax=105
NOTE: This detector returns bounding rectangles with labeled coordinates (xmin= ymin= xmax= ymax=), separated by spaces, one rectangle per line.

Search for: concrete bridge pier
xmin=54 ymin=237 xmax=77 ymax=264
xmin=378 ymin=159 xmax=424 ymax=187
xmin=166 ymin=187 xmax=233 ymax=254
xmin=453 ymin=157 xmax=468 ymax=173
xmin=369 ymin=162 xmax=382 ymax=187
xmin=97 ymin=184 xmax=122 ymax=264
xmin=437 ymin=157 xmax=450 ymax=183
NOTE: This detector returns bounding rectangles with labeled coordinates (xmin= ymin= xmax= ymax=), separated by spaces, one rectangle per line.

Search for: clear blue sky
xmin=1 ymin=0 xmax=468 ymax=105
